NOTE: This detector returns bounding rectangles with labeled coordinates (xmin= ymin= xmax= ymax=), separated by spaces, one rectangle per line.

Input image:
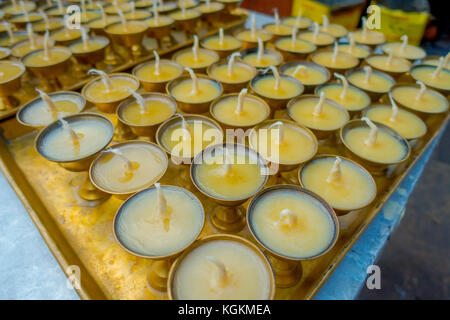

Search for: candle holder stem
xmin=79 ymin=172 xmax=111 ymax=201
xmin=210 ymin=205 xmax=246 ymax=233
xmin=268 ymin=254 xmax=303 ymax=288
xmin=147 ymin=259 xmax=172 ymax=292
xmin=113 ymin=120 xmax=137 ymax=142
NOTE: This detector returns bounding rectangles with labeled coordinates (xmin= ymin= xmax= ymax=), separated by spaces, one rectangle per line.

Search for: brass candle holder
xmin=0 ymin=31 xmax=28 ymax=47
xmin=298 ymin=155 xmax=377 ymax=216
xmin=240 ymin=47 xmax=283 ymax=69
xmin=167 ymin=234 xmax=276 ymax=300
xmin=279 ymin=60 xmax=331 ymax=94
xmin=0 ymin=60 xmax=25 ymax=110
xmin=87 ymin=17 xmax=123 ymax=66
xmin=35 ymin=113 xmax=114 ymax=201
xmin=206 ymin=59 xmax=256 ymax=93
xmin=31 ymin=18 xmax=64 ymax=34
xmin=409 ymin=64 xmax=450 ymax=96
xmin=233 ymin=28 xmax=273 ymax=50
xmin=0 ymin=47 xmax=11 ymax=60
xmin=145 ymin=16 xmax=175 ymax=48
xmin=310 ymin=49 xmax=359 ymax=74
xmin=275 ymin=37 xmax=317 ymax=61
xmin=166 ymin=74 xmax=223 ymax=114
xmin=339 ymin=119 xmax=411 ymax=176
xmin=190 ymin=143 xmax=268 ymax=233
xmin=172 ymin=47 xmax=220 ymax=74
xmin=217 ymin=0 xmax=241 ymax=14
xmin=262 ymin=23 xmax=293 ymax=43
xmin=197 ymin=2 xmax=225 ymax=27
xmin=10 ymin=38 xmax=45 ymax=58
xmin=68 ymin=36 xmax=110 ymax=67
xmin=105 ymin=21 xmax=149 ymax=58
xmin=246 ymin=184 xmax=339 ymax=288
xmin=298 ymin=30 xmax=335 ymax=48
xmin=132 ymin=59 xmax=183 ymax=92
xmin=52 ymin=28 xmax=82 ymax=46
xmin=8 ymin=13 xmax=43 ymax=30
xmin=364 ymin=54 xmax=412 ymax=80
xmin=346 ymin=67 xmax=395 ymax=102
xmin=200 ymin=34 xmax=242 ymax=59
xmin=113 ymin=184 xmax=205 ymax=292
xmin=169 ymin=9 xmax=202 ymax=37
xmin=117 ymin=93 xmax=177 ymax=141
xmin=352 ymin=29 xmax=386 ymax=50
xmin=281 ymin=16 xmax=312 ymax=31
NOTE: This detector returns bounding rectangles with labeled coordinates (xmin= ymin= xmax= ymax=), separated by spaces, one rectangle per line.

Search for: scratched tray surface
xmin=0 ymin=10 xmax=248 ymax=121
xmin=0 ymin=108 xmax=447 ymax=300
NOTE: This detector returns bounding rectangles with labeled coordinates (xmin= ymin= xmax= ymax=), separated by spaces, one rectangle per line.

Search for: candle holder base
xmin=78 ymin=172 xmax=111 ymax=202
xmin=0 ymin=95 xmax=19 ymax=111
xmin=210 ymin=205 xmax=246 ymax=233
xmin=147 ymin=260 xmax=171 ymax=292
xmin=113 ymin=121 xmax=137 ymax=142
xmin=268 ymin=255 xmax=303 ymax=288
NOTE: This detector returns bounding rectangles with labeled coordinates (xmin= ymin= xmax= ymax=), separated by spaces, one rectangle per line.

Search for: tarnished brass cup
xmin=172 ymin=47 xmax=219 ymax=74
xmin=310 ymin=49 xmax=359 ymax=74
xmin=364 ymin=54 xmax=412 ymax=80
xmin=166 ymin=74 xmax=223 ymax=114
xmin=197 ymin=2 xmax=225 ymax=27
xmin=17 ymin=91 xmax=86 ymax=130
xmin=68 ymin=36 xmax=110 ymax=66
xmin=145 ymin=17 xmax=175 ymax=48
xmin=168 ymin=234 xmax=276 ymax=300
xmin=233 ymin=28 xmax=273 ymax=50
xmin=117 ymin=93 xmax=177 ymax=141
xmin=190 ymin=143 xmax=268 ymax=233
xmin=340 ymin=119 xmax=411 ymax=176
xmin=89 ymin=140 xmax=169 ymax=200
xmin=287 ymin=94 xmax=350 ymax=140
xmin=200 ymin=34 xmax=242 ymax=59
xmin=409 ymin=64 xmax=450 ymax=96
xmin=279 ymin=60 xmax=331 ymax=94
xmin=298 ymin=154 xmax=377 ymax=216
xmin=250 ymin=73 xmax=303 ymax=111
xmin=132 ymin=59 xmax=183 ymax=92
xmin=0 ymin=60 xmax=25 ymax=110
xmin=240 ymin=47 xmax=283 ymax=70
xmin=170 ymin=9 xmax=202 ymax=36
xmin=346 ymin=67 xmax=395 ymax=102
xmin=206 ymin=59 xmax=256 ymax=93
xmin=105 ymin=21 xmax=149 ymax=57
xmin=35 ymin=113 xmax=114 ymax=201
xmin=275 ymin=37 xmax=317 ymax=61
xmin=113 ymin=185 xmax=205 ymax=291
xmin=87 ymin=17 xmax=122 ymax=65
xmin=246 ymin=184 xmax=339 ymax=288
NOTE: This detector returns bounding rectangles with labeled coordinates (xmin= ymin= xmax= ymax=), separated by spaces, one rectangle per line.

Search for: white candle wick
xmin=295 ymin=9 xmax=302 ymax=27
xmin=276 ymin=209 xmax=297 ymax=228
xmin=235 ymin=88 xmax=247 ymax=115
xmin=251 ymin=14 xmax=256 ymax=39
xmin=362 ymin=16 xmax=367 ymax=38
xmin=388 ymin=92 xmax=398 ymax=122
xmin=192 ymin=35 xmax=199 ymax=62
xmin=363 ymin=65 xmax=372 ymax=83
xmin=117 ymin=9 xmax=127 ymax=31
xmin=43 ymin=30 xmax=51 ymax=60
xmin=206 ymin=256 xmax=227 ymax=288
xmin=58 ymin=114 xmax=80 ymax=146
xmin=57 ymin=0 xmax=63 ymax=12
xmin=348 ymin=32 xmax=355 ymax=53
xmin=399 ymin=34 xmax=408 ymax=54
xmin=81 ymin=0 xmax=86 ymax=15
xmin=313 ymin=91 xmax=326 ymax=117
xmin=153 ymin=50 xmax=160 ymax=75
xmin=26 ymin=23 xmax=35 ymax=49
xmin=81 ymin=27 xmax=89 ymax=50
xmin=270 ymin=65 xmax=280 ymax=90
xmin=415 ymin=81 xmax=426 ymax=101
xmin=256 ymin=37 xmax=264 ymax=63
xmin=227 ymin=52 xmax=240 ymax=76
xmin=386 ymin=51 xmax=394 ymax=66
xmin=219 ymin=28 xmax=224 ymax=47
xmin=88 ymin=69 xmax=113 ymax=92
xmin=268 ymin=120 xmax=284 ymax=143
xmin=3 ymin=22 xmax=14 ymax=42
xmin=312 ymin=22 xmax=319 ymax=42
xmin=293 ymin=65 xmax=306 ymax=76
xmin=36 ymin=88 xmax=58 ymax=119
xmin=38 ymin=9 xmax=50 ymax=30
xmin=20 ymin=1 xmax=29 ymax=20
xmin=155 ymin=183 xmax=168 ymax=217
xmin=153 ymin=0 xmax=159 ymax=24
xmin=326 ymin=157 xmax=342 ymax=183
xmin=361 ymin=116 xmax=378 ymax=147
xmin=332 ymin=41 xmax=338 ymax=64
xmin=105 ymin=147 xmax=133 ymax=171
xmin=291 ymin=26 xmax=298 ymax=48
xmin=173 ymin=113 xmax=191 ymax=141
xmin=12 ymin=0 xmax=18 ymax=9
xmin=322 ymin=14 xmax=329 ymax=31
xmin=431 ymin=56 xmax=445 ymax=79
xmin=185 ymin=67 xmax=198 ymax=95
xmin=131 ymin=1 xmax=135 ymax=16
xmin=274 ymin=8 xmax=280 ymax=30
xmin=129 ymin=89 xmax=148 ymax=114
xmin=334 ymin=72 xmax=348 ymax=100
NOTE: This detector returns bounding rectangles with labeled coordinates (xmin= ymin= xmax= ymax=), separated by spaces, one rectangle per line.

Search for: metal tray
xmin=0 ymin=103 xmax=447 ymax=299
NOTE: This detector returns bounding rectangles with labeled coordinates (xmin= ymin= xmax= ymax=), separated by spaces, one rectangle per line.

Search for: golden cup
xmin=166 ymin=74 xmax=223 ymax=114
xmin=68 ymin=36 xmax=110 ymax=67
xmin=409 ymin=64 xmax=450 ymax=96
xmin=170 ymin=9 xmax=202 ymax=37
xmin=246 ymin=184 xmax=339 ymax=288
xmin=0 ymin=47 xmax=11 ymax=60
xmin=233 ymin=28 xmax=273 ymax=50
xmin=132 ymin=59 xmax=183 ymax=92
xmin=279 ymin=60 xmax=331 ymax=94
xmin=145 ymin=17 xmax=175 ymax=48
xmin=167 ymin=234 xmax=276 ymax=300
xmin=172 ymin=47 xmax=220 ymax=74
xmin=87 ymin=17 xmax=123 ymax=66
xmin=345 ymin=67 xmax=395 ymax=102
xmin=197 ymin=2 xmax=225 ymax=27
xmin=116 ymin=93 xmax=177 ymax=141
xmin=190 ymin=143 xmax=268 ymax=233
xmin=310 ymin=49 xmax=359 ymax=75
xmin=206 ymin=59 xmax=256 ymax=93
xmin=113 ymin=184 xmax=205 ymax=291
xmin=363 ymin=54 xmax=412 ymax=80
xmin=240 ymin=47 xmax=283 ymax=70
xmin=217 ymin=0 xmax=241 ymax=14
xmin=275 ymin=37 xmax=317 ymax=62
xmin=105 ymin=21 xmax=149 ymax=58
xmin=339 ymin=119 xmax=411 ymax=176
xmin=0 ymin=60 xmax=25 ymax=110
xmin=35 ymin=113 xmax=114 ymax=201
xmin=200 ymin=34 xmax=242 ymax=59
xmin=8 ymin=13 xmax=43 ymax=30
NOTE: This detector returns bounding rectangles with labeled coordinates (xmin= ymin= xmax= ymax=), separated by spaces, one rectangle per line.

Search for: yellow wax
xmin=298 ymin=31 xmax=334 ymax=46
xmin=91 ymin=142 xmax=167 ymax=193
xmin=106 ymin=22 xmax=147 ymax=34
xmin=423 ymin=57 xmax=449 ymax=69
xmin=32 ymin=20 xmax=64 ymax=33
xmin=253 ymin=76 xmax=302 ymax=100
xmin=40 ymin=118 xmax=112 ymax=161
xmin=52 ymin=29 xmax=81 ymax=42
xmin=69 ymin=39 xmax=107 ymax=54
xmin=197 ymin=2 xmax=224 ymax=13
xmin=45 ymin=7 xmax=66 ymax=16
xmin=105 ymin=3 xmax=132 ymax=14
xmin=3 ymin=2 xmax=36 ymax=14
xmin=347 ymin=71 xmax=394 ymax=93
xmin=263 ymin=24 xmax=292 ymax=36
xmin=9 ymin=13 xmax=42 ymax=24
xmin=170 ymin=78 xmax=221 ymax=103
xmin=160 ymin=120 xmax=222 ymax=158
xmin=411 ymin=67 xmax=450 ymax=91
xmin=135 ymin=0 xmax=154 ymax=7
xmin=250 ymin=189 xmax=335 ymax=259
xmin=88 ymin=16 xmax=121 ymax=29
xmin=352 ymin=29 xmax=386 ymax=45
xmin=337 ymin=44 xmax=370 ymax=59
xmin=381 ymin=42 xmax=426 ymax=60
xmin=79 ymin=11 xmax=101 ymax=24
xmin=0 ymin=23 xmax=12 ymax=33
xmin=174 ymin=49 xmax=219 ymax=69
xmin=116 ymin=187 xmax=203 ymax=256
xmin=366 ymin=55 xmax=411 ymax=73
xmin=212 ymin=95 xmax=268 ymax=127
xmin=157 ymin=2 xmax=178 ymax=12
xmin=391 ymin=86 xmax=448 ymax=113
xmin=124 ymin=10 xmax=151 ymax=20
xmin=318 ymin=84 xmax=370 ymax=111
xmin=170 ymin=9 xmax=201 ymax=20
xmin=0 ymin=34 xmax=28 ymax=47
xmin=250 ymin=123 xmax=316 ymax=165
xmin=209 ymin=63 xmax=255 ymax=84
xmin=135 ymin=62 xmax=182 ymax=83
xmin=23 ymin=48 xmax=71 ymax=67
xmin=195 ymin=152 xmax=265 ymax=200
xmin=0 ymin=61 xmax=24 ymax=83
xmin=235 ymin=30 xmax=272 ymax=42
xmin=365 ymin=105 xmax=426 ymax=140
xmin=11 ymin=40 xmax=44 ymax=58
xmin=282 ymin=17 xmax=312 ymax=29
xmin=319 ymin=24 xmax=347 ymax=38
xmin=242 ymin=52 xmax=281 ymax=68
xmin=0 ymin=48 xmax=10 ymax=60
xmin=312 ymin=51 xmax=358 ymax=69
xmin=282 ymin=64 xmax=328 ymax=85
xmin=121 ymin=98 xmax=175 ymax=126
xmin=201 ymin=36 xmax=241 ymax=51
xmin=288 ymin=97 xmax=348 ymax=131
xmin=146 ymin=16 xmax=174 ymax=27
xmin=301 ymin=157 xmax=376 ymax=210
xmin=344 ymin=127 xmax=408 ymax=163
xmin=85 ymin=76 xmax=139 ymax=103
xmin=275 ymin=38 xmax=316 ymax=53
xmin=20 ymin=94 xmax=82 ymax=126
xmin=173 ymin=240 xmax=272 ymax=300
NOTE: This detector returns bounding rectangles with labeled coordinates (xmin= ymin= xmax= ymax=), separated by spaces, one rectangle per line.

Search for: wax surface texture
xmin=242 ymin=52 xmax=281 ymax=68
xmin=174 ymin=50 xmax=218 ymax=69
xmin=170 ymin=78 xmax=221 ymax=103
xmin=366 ymin=55 xmax=411 ymax=73
xmin=318 ymin=84 xmax=370 ymax=111
xmin=85 ymin=76 xmax=138 ymax=103
xmin=411 ymin=67 xmax=450 ymax=91
xmin=283 ymin=65 xmax=328 ymax=85
xmin=253 ymin=76 xmax=301 ymax=99
xmin=121 ymin=97 xmax=175 ymax=126
xmin=348 ymin=71 xmax=393 ymax=93
xmin=276 ymin=38 xmax=316 ymax=53
xmin=212 ymin=95 xmax=268 ymax=127
xmin=135 ymin=62 xmax=182 ymax=82
xmin=391 ymin=86 xmax=448 ymax=113
xmin=0 ymin=62 xmax=23 ymax=82
xmin=23 ymin=48 xmax=71 ymax=67
xmin=209 ymin=63 xmax=255 ymax=84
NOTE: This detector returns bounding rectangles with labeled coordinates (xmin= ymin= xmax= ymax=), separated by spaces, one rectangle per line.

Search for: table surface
xmin=0 ymin=11 xmax=446 ymax=300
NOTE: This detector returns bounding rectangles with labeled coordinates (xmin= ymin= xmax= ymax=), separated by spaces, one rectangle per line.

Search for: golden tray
xmin=0 ymin=9 xmax=248 ymax=121
xmin=0 ymin=102 xmax=447 ymax=299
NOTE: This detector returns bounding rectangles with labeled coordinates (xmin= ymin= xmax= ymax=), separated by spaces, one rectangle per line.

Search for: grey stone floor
xmin=358 ymin=125 xmax=450 ymax=299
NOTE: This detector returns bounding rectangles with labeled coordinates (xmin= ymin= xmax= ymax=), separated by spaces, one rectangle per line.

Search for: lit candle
xmin=299 ymin=156 xmax=377 ymax=212
xmin=173 ymin=35 xmax=220 ymax=71
xmin=381 ymin=34 xmax=426 ymax=61
xmin=114 ymin=185 xmax=204 ymax=257
xmin=90 ymin=141 xmax=168 ymax=195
